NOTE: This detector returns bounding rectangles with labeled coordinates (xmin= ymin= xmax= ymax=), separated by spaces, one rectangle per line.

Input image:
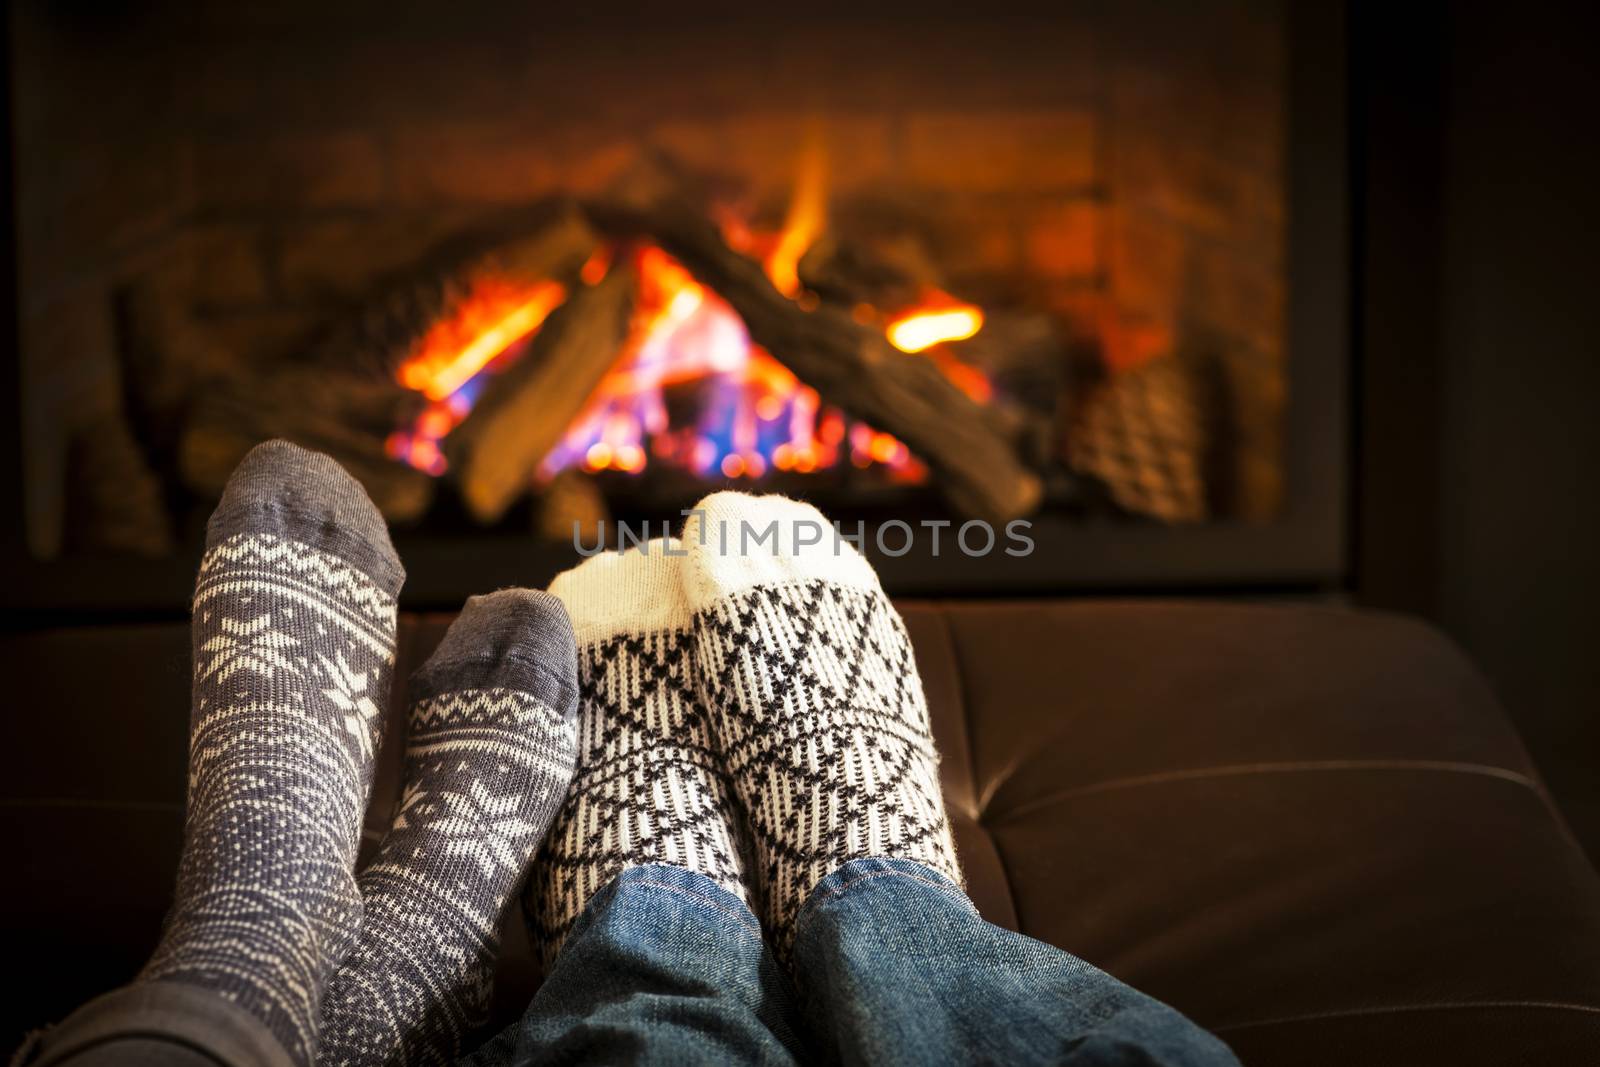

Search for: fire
xmin=763 ymin=126 xmax=828 ymax=297
xmin=537 ymin=236 xmax=937 ymax=483
xmin=887 ymin=305 xmax=984 ymax=353
xmin=386 ymin=278 xmax=566 ymax=474
xmin=398 ymin=280 xmax=566 ymax=400
xmin=388 ymin=138 xmax=992 ymax=491
xmin=539 ymin=244 xmax=855 ymax=481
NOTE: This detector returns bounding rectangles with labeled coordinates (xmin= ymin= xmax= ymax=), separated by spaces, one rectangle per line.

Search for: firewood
xmin=64 ymin=409 xmax=176 ymax=555
xmin=947 ymin=311 xmax=1071 ymax=469
xmin=584 ymin=157 xmax=1042 ymax=524
xmin=117 ymin=270 xmax=435 ymax=522
xmin=179 ymin=363 xmax=435 ymax=522
xmin=795 ymin=235 xmax=1068 ymax=474
xmin=445 ymin=265 xmax=636 ymax=523
xmin=305 ymin=200 xmax=600 ymax=380
xmin=797 ymin=233 xmax=924 ymax=310
xmin=533 ymin=468 xmax=610 ymax=544
xmin=157 ymin=204 xmax=604 ymax=525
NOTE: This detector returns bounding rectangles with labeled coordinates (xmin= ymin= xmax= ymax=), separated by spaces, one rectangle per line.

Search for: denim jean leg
xmin=463 ymin=865 xmax=809 ymax=1066
xmin=790 ymin=858 xmax=1241 ymax=1067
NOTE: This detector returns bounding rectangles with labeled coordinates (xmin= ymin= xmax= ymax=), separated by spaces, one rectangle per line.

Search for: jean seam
xmin=795 ymin=866 xmax=976 ymax=942
xmin=631 ymin=877 xmax=764 ymax=939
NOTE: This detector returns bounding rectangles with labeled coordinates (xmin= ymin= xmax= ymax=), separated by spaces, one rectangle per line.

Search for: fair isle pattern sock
xmin=682 ymin=493 xmax=962 ymax=959
xmin=527 ymin=541 xmax=754 ymax=967
xmin=141 ymin=440 xmax=404 ymax=1065
xmin=317 ymin=590 xmax=579 ymax=1066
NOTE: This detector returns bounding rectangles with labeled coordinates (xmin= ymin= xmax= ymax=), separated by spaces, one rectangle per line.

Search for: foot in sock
xmin=140 ymin=440 xmax=405 ymax=1064
xmin=317 ymin=590 xmax=579 ymax=1066
xmin=681 ymin=492 xmax=962 ymax=958
xmin=528 ymin=540 xmax=754 ymax=966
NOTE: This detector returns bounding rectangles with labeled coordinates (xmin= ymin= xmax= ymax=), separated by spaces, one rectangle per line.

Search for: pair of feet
xmin=138 ymin=441 xmax=577 ymax=1067
xmin=534 ymin=493 xmax=961 ymax=968
xmin=134 ymin=442 xmax=961 ymax=1066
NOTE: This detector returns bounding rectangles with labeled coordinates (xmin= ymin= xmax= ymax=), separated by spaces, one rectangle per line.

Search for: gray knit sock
xmin=317 ymin=590 xmax=579 ymax=1067
xmin=140 ymin=440 xmax=405 ymax=1066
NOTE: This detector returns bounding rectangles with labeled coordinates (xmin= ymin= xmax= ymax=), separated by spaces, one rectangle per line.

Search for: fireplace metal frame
xmin=1 ymin=4 xmax=1349 ymax=616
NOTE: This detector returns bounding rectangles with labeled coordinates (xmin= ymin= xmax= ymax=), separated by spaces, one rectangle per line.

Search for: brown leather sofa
xmin=6 ymin=601 xmax=1600 ymax=1064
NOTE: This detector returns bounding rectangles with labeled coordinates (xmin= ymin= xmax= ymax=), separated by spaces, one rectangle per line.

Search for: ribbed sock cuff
xmin=548 ymin=538 xmax=692 ymax=645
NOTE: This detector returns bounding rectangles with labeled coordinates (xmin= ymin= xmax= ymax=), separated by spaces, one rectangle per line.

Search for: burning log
xmin=585 ymin=158 xmax=1043 ymax=524
xmin=797 ymin=233 xmax=925 ymax=311
xmin=306 ymin=201 xmax=599 ymax=381
xmin=139 ymin=203 xmax=605 ymax=524
xmin=444 ymin=265 xmax=636 ymax=523
xmin=947 ymin=311 xmax=1072 ymax=470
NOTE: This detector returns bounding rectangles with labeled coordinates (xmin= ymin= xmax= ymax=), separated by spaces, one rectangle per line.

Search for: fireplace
xmin=4 ymin=2 xmax=1347 ymax=610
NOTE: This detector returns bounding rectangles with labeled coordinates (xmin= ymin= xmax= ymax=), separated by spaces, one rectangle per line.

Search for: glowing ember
xmin=887 ymin=304 xmax=984 ymax=353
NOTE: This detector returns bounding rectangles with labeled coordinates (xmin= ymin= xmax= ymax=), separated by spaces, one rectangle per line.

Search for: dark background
xmin=1353 ymin=0 xmax=1600 ymax=860
xmin=0 ymin=0 xmax=1596 ymax=858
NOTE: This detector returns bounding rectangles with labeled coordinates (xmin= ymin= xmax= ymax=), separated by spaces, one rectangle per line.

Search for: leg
xmin=681 ymin=492 xmax=1238 ymax=1065
xmin=792 ymin=858 xmax=1238 ymax=1066
xmin=466 ymin=866 xmax=806 ymax=1066
xmin=16 ymin=441 xmax=404 ymax=1067
xmin=317 ymin=590 xmax=580 ymax=1065
xmin=680 ymin=492 xmax=961 ymax=960
xmin=491 ymin=541 xmax=807 ymax=1065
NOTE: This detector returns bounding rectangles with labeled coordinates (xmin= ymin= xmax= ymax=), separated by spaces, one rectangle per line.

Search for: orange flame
xmin=763 ymin=125 xmax=828 ymax=298
xmin=887 ymin=304 xmax=984 ymax=353
xmin=398 ymin=280 xmax=566 ymax=400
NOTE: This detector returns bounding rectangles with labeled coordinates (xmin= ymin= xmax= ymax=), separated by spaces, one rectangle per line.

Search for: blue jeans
xmin=467 ymin=860 xmax=1238 ymax=1066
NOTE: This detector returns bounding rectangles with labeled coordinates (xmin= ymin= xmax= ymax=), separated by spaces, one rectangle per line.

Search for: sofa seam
xmin=986 ymin=759 xmax=1546 ymax=824
xmin=1212 ymin=999 xmax=1600 ymax=1034
xmin=936 ymin=603 xmax=980 ymax=823
xmin=935 ymin=601 xmax=1024 ymax=933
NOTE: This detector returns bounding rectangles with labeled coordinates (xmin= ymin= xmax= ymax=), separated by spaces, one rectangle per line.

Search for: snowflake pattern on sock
xmin=142 ymin=530 xmax=399 ymax=1065
xmin=318 ymin=677 xmax=575 ymax=1067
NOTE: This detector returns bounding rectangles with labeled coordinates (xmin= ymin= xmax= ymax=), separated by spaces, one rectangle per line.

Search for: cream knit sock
xmin=681 ymin=493 xmax=962 ymax=958
xmin=526 ymin=540 xmax=754 ymax=966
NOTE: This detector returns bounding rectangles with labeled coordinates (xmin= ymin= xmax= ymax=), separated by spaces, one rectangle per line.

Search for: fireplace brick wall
xmin=11 ymin=1 xmax=1284 ymax=555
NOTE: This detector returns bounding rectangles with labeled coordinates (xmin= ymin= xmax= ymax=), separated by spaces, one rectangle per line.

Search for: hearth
xmin=5 ymin=2 xmax=1348 ymax=610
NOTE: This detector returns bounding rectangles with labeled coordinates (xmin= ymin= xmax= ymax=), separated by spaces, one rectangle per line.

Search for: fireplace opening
xmin=10 ymin=2 xmax=1340 ymax=606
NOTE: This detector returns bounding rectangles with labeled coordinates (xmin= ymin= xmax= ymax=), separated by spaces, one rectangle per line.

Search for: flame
xmin=539 ymin=245 xmax=853 ymax=480
xmin=764 ymin=126 xmax=828 ymax=297
xmin=398 ymin=280 xmax=566 ymax=400
xmin=887 ymin=304 xmax=984 ymax=353
xmin=537 ymin=237 xmax=932 ymax=483
xmin=386 ymin=278 xmax=566 ymax=473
